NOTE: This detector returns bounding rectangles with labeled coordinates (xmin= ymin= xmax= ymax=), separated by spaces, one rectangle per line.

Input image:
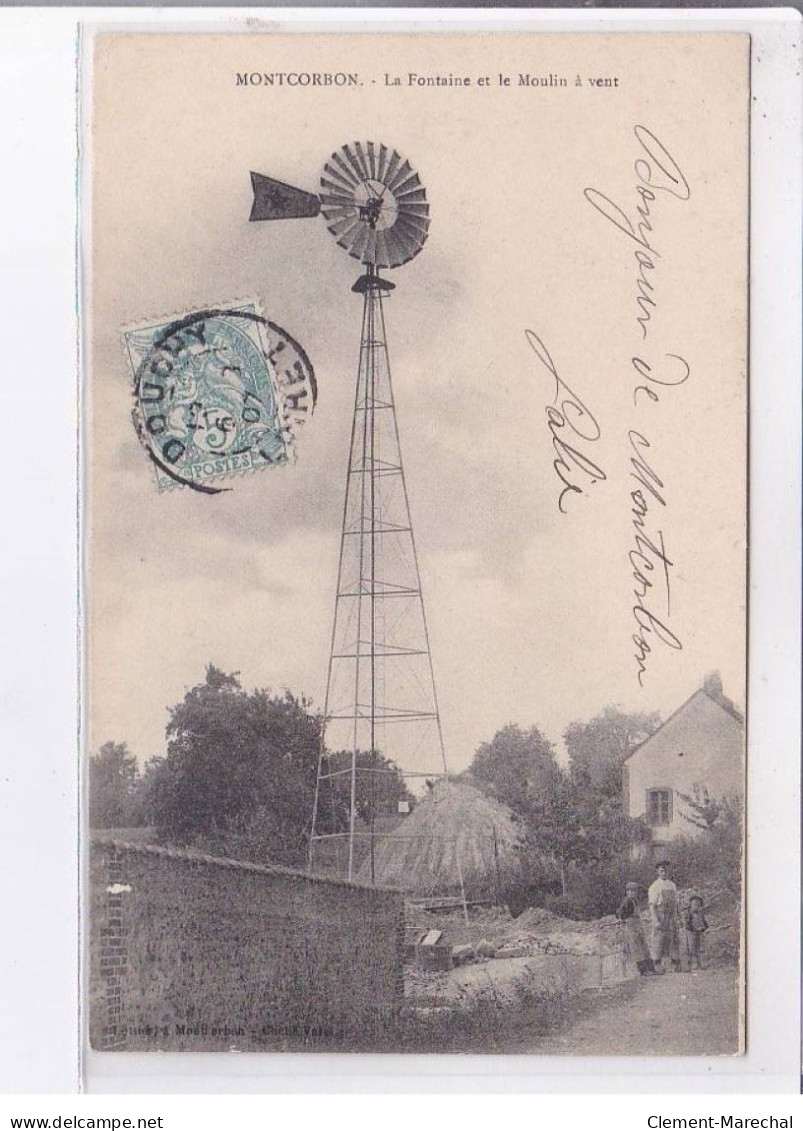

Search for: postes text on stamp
xmin=124 ymin=305 xmax=316 ymax=493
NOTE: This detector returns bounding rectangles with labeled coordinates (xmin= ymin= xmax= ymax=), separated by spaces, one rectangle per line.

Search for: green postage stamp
xmin=123 ymin=304 xmax=316 ymax=493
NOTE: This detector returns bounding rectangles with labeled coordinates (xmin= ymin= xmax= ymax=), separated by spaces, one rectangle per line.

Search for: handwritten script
xmin=525 ymin=329 xmax=606 ymax=514
xmin=526 ymin=126 xmax=691 ymax=687
xmin=584 ymin=124 xmax=690 ymax=685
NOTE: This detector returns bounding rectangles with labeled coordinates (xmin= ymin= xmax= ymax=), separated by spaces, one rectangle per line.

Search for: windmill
xmin=250 ymin=142 xmax=460 ymax=896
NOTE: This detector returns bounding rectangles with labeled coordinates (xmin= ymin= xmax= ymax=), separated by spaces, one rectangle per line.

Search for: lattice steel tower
xmin=249 ymin=142 xmax=448 ymax=882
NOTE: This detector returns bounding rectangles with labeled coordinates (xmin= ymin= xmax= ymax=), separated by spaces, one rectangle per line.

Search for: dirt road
xmin=532 ymin=965 xmax=741 ymax=1056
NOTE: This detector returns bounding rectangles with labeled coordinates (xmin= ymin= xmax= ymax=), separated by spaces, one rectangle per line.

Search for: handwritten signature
xmin=525 ymin=329 xmax=606 ymax=514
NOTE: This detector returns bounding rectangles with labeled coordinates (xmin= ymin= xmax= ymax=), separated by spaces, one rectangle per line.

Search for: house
xmin=622 ymin=672 xmax=744 ymax=858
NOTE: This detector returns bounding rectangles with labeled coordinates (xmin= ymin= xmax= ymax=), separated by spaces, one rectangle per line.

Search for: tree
xmin=127 ymin=756 xmax=163 ymax=827
xmin=524 ymin=773 xmax=645 ymax=896
xmin=677 ymin=783 xmax=723 ymax=832
xmin=469 ymin=724 xmax=561 ymax=812
xmin=325 ymin=747 xmax=413 ymax=827
xmin=564 ymin=706 xmax=661 ymax=798
xmin=470 ymin=724 xmax=580 ymax=895
xmin=470 ymin=719 xmax=648 ymax=901
xmin=148 ymin=665 xmax=321 ymax=863
xmin=668 ymin=792 xmax=743 ymax=905
xmin=89 ymin=741 xmax=139 ymax=828
xmin=526 ymin=772 xmax=586 ymax=895
xmin=146 ymin=664 xmax=411 ymax=867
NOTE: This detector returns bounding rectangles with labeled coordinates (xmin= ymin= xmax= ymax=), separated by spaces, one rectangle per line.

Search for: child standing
xmin=683 ymin=894 xmax=709 ymax=971
xmin=617 ymin=881 xmax=654 ymax=976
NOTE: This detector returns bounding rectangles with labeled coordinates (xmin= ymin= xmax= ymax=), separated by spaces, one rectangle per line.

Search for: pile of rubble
xmin=494 ymin=906 xmax=622 ymax=958
xmin=405 ymin=902 xmax=624 ymax=972
xmin=403 ymin=903 xmax=628 ymax=1010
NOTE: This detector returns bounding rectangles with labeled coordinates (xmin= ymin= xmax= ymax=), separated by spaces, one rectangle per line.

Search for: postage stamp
xmin=124 ymin=304 xmax=316 ymax=493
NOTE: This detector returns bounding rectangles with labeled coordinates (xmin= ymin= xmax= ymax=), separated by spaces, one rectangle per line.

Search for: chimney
xmin=703 ymin=670 xmax=723 ymax=699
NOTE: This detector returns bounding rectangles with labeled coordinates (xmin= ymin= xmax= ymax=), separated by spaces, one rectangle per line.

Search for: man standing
xmin=648 ymin=859 xmax=680 ymax=973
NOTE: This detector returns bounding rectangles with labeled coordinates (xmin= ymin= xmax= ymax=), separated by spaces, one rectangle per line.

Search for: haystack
xmin=355 ymin=777 xmax=524 ymax=895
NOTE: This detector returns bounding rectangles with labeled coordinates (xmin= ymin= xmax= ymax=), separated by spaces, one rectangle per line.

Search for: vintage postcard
xmin=84 ymin=29 xmax=748 ymax=1056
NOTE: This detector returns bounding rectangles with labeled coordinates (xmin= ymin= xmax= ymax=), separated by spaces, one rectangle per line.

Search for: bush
xmin=502 ymin=872 xmax=562 ymax=918
xmin=663 ymin=834 xmax=742 ymax=899
xmin=537 ymin=857 xmax=655 ymax=921
xmin=504 ymin=856 xmax=656 ymax=921
xmin=543 ymin=892 xmax=591 ymax=920
xmin=660 ymin=802 xmax=743 ymax=965
xmin=501 ymin=793 xmax=742 ymax=952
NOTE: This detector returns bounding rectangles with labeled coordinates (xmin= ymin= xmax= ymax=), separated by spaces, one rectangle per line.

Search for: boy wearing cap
xmin=648 ymin=859 xmax=680 ymax=973
xmin=617 ymin=881 xmax=654 ymax=975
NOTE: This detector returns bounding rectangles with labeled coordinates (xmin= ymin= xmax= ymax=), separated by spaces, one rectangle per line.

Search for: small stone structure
xmin=89 ymin=837 xmax=404 ymax=1050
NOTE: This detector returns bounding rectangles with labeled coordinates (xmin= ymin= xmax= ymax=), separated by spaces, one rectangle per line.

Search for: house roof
xmin=622 ymin=682 xmax=743 ymax=765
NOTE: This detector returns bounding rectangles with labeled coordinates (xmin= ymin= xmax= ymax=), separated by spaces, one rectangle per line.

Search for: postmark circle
xmin=131 ymin=309 xmax=316 ymax=494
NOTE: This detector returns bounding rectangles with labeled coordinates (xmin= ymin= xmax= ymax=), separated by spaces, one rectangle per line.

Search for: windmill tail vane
xmin=250 ymin=143 xmax=460 ymax=903
xmin=249 ymin=172 xmax=321 ymax=221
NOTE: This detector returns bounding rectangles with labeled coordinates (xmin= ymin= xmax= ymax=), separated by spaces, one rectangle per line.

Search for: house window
xmin=646 ymin=788 xmax=672 ymax=827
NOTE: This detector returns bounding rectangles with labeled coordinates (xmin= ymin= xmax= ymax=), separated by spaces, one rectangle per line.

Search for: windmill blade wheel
xmin=319 ymin=142 xmax=431 ymax=269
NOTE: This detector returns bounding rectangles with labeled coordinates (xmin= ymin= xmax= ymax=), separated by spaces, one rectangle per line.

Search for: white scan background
xmin=0 ymin=4 xmax=799 ymax=1097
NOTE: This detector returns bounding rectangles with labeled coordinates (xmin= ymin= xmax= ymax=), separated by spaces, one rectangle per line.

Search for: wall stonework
xmin=90 ymin=838 xmax=404 ymax=1051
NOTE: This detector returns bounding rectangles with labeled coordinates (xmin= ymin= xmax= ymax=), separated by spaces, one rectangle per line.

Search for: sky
xmin=88 ymin=32 xmax=748 ymax=774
